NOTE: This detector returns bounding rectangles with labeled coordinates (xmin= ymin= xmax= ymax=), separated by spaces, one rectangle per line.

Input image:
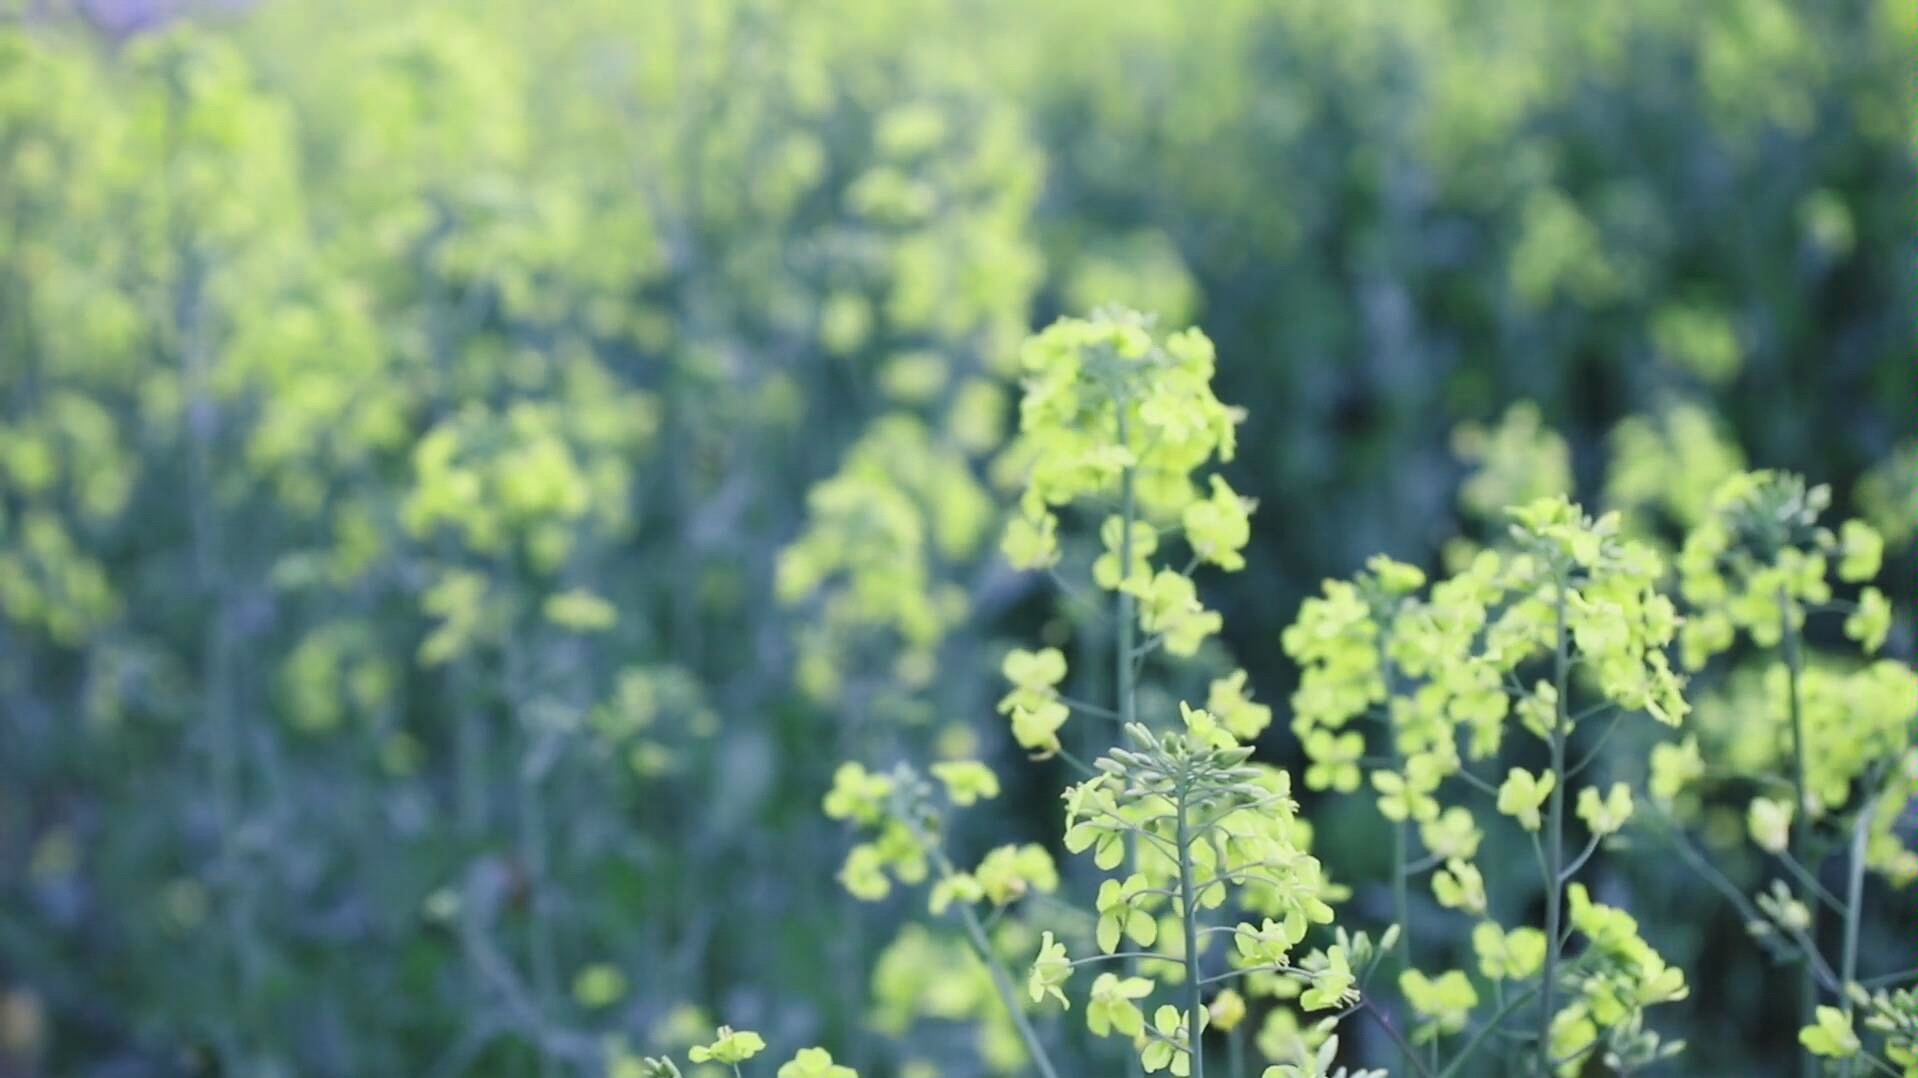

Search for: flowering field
xmin=0 ymin=2 xmax=1912 ymax=1077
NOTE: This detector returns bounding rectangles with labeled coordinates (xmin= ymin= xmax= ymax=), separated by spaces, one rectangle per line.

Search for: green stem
xmin=1839 ymin=797 xmax=1874 ymax=1078
xmin=1117 ymin=415 xmax=1145 ymax=1078
xmin=1175 ymin=792 xmax=1206 ymax=1078
xmin=1537 ymin=578 xmax=1571 ymax=1077
xmin=955 ymin=874 xmax=1064 ymax=1078
xmin=1440 ymin=984 xmax=1542 ymax=1078
xmin=1781 ymin=588 xmax=1818 ymax=1078
xmin=1117 ymin=454 xmax=1138 ymax=728
xmin=1361 ymin=1006 xmax=1435 ymax=1078
xmin=908 ymin=812 xmax=1062 ymax=1078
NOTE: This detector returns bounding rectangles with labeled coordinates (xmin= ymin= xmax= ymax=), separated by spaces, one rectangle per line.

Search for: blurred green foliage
xmin=0 ymin=0 xmax=1909 ymax=1076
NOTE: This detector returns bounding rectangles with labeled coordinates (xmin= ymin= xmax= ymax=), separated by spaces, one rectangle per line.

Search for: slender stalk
xmin=1649 ymin=801 xmax=1769 ymax=926
xmin=1839 ymin=797 xmax=1874 ymax=1078
xmin=1776 ymin=852 xmax=1849 ymax=915
xmin=1361 ymin=1005 xmax=1435 ymax=1078
xmin=1536 ymin=577 xmax=1571 ymax=1077
xmin=1117 ymin=414 xmax=1139 ymax=730
xmin=915 ymin=827 xmax=1064 ymax=1078
xmin=1440 ymin=983 xmax=1542 ymax=1078
xmin=1860 ymin=1054 xmax=1906 ymax=1078
xmin=1780 ymin=587 xmax=1818 ymax=1078
xmin=1072 ymin=951 xmax=1188 ymax=969
xmin=1198 ymin=964 xmax=1308 ymax=986
xmin=957 ymin=892 xmax=1063 ymax=1078
xmin=1864 ymin=968 xmax=1918 ymax=990
xmin=1116 ymin=409 xmax=1145 ymax=1078
xmin=1175 ymin=791 xmax=1206 ymax=1078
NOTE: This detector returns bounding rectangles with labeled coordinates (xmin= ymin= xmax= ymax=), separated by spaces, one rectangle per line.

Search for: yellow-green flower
xmin=1373 ymin=766 xmax=1440 ymax=824
xmin=1300 ymin=947 xmax=1356 ymax=1012
xmin=1086 ymin=972 xmax=1154 ymax=1037
xmin=777 ymin=1048 xmax=856 ymax=1078
xmin=689 ymin=1028 xmax=766 ymax=1066
xmin=1207 ymin=988 xmax=1247 ymax=1032
xmin=1648 ymin=738 xmax=1703 ymax=803
xmin=1472 ymin=923 xmax=1546 ymax=981
xmin=1029 ymin=931 xmax=1070 ymax=1007
xmin=1206 ymin=669 xmax=1274 ymax=741
xmin=1497 ymin=768 xmax=1556 ymax=832
xmin=1096 ymin=875 xmax=1159 ymax=954
xmin=1003 ymin=509 xmax=1060 ymax=570
xmin=1799 ymin=1006 xmax=1860 ymax=1058
xmin=1400 ymin=969 xmax=1478 ymax=1042
xmin=1432 ymin=860 xmax=1486 ymax=916
xmin=823 ymin=763 xmax=894 ymax=824
xmin=571 ymin=963 xmax=627 ymax=1008
xmin=1838 ymin=520 xmax=1884 ymax=582
xmin=1575 ymin=783 xmax=1633 ymax=837
xmin=1845 ymin=586 xmax=1891 ymax=654
xmin=1141 ymin=1005 xmax=1195 ymax=1076
xmin=838 ymin=844 xmax=890 ymax=901
xmin=1183 ymin=475 xmax=1252 ymax=571
xmin=543 ymin=588 xmax=617 ymax=632
xmin=1748 ymin=797 xmax=1793 ymax=854
xmin=1419 ymin=808 xmax=1483 ymax=861
xmin=973 ymin=844 xmax=1058 ymax=905
xmin=930 ymin=760 xmax=1000 ymax=805
xmin=1303 ymin=730 xmax=1363 ymax=793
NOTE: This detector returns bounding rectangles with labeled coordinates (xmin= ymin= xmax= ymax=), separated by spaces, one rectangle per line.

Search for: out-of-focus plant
xmin=2 ymin=0 xmax=1911 ymax=1075
xmin=1855 ymin=446 xmax=1917 ymax=551
xmin=0 ymin=2 xmax=1045 ymax=1072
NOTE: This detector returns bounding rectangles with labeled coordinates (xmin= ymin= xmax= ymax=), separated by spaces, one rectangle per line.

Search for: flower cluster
xmin=823 ymin=760 xmax=1055 ymax=911
xmin=1032 ymin=708 xmax=1363 ymax=1078
xmin=825 ymin=311 xmax=1357 ymax=1078
xmin=1001 ymin=308 xmax=1244 ymax=542
xmin=1676 ymin=470 xmax=1887 ymax=662
xmin=997 ymin=309 xmax=1255 ymax=682
xmin=1285 ymin=495 xmax=1695 ymax=1076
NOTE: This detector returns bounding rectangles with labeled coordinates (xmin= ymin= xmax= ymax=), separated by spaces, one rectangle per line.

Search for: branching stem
xmin=1839 ymin=796 xmax=1874 ymax=1078
xmin=1175 ymin=790 xmax=1207 ymax=1078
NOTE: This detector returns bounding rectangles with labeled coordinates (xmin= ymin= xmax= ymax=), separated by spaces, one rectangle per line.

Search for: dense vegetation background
xmin=0 ymin=0 xmax=1910 ymax=1076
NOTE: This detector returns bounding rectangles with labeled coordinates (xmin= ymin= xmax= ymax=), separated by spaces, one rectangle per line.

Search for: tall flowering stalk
xmin=1665 ymin=471 xmax=1916 ymax=1078
xmin=1000 ymin=311 xmax=1365 ymax=1078
xmin=1290 ymin=497 xmax=1693 ymax=1077
xmin=825 ymin=309 xmax=1369 ymax=1078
